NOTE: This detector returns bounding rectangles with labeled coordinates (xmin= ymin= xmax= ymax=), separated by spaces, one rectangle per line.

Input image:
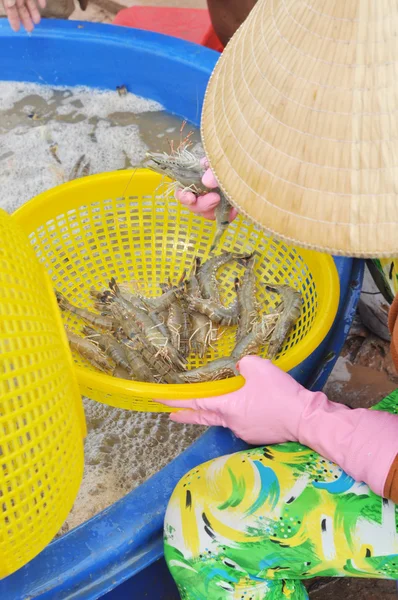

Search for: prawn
xmin=235 ymin=255 xmax=258 ymax=342
xmin=110 ymin=304 xmax=143 ymax=340
xmin=116 ymin=85 xmax=128 ymax=97
xmin=186 ymin=258 xmax=215 ymax=357
xmin=232 ymin=313 xmax=279 ymax=360
xmin=113 ymin=366 xmax=132 ymax=379
xmin=114 ymin=281 xmax=158 ymax=311
xmin=56 ymin=291 xmax=114 ymax=331
xmin=189 ymin=312 xmax=214 ymax=358
xmin=111 ymin=301 xmax=186 ymax=370
xmin=143 ymin=146 xmax=208 ymax=198
xmin=144 ymin=145 xmax=233 ymax=250
xmin=83 ymin=326 xmax=134 ymax=376
xmin=167 ymin=290 xmax=191 ymax=357
xmin=119 ymin=335 xmax=183 ymax=384
xmin=108 ymin=279 xmax=172 ymax=340
xmin=89 ymin=287 xmax=113 ymax=302
xmin=186 ymin=257 xmax=202 ymax=298
xmin=266 ymin=285 xmax=303 ymax=358
xmin=149 ymin=271 xmax=186 ymax=314
xmin=121 ymin=342 xmax=158 ymax=383
xmin=69 ymin=154 xmax=89 ymax=181
xmin=180 ymin=357 xmax=238 ymax=383
xmin=197 ymin=252 xmax=249 ymax=303
xmin=187 ymin=283 xmax=240 ymax=327
xmin=49 ymin=143 xmax=62 ymax=165
xmin=108 ymin=277 xmax=147 ymax=312
xmin=81 ymin=159 xmax=91 ymax=178
xmin=66 ymin=329 xmax=112 ymax=373
xmin=210 ymin=191 xmax=233 ymax=252
xmin=93 ymin=302 xmax=112 ymax=316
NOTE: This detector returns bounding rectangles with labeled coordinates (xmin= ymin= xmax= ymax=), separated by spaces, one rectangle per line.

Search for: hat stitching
xmin=267 ymin=0 xmax=398 ymax=68
xmin=259 ymin=6 xmax=397 ymax=93
xmin=248 ymin=18 xmax=398 ymax=160
xmin=220 ymin=50 xmax=398 ymax=199
xmin=301 ymin=2 xmax=358 ymax=23
xmin=281 ymin=0 xmax=393 ymax=45
xmin=256 ymin=18 xmax=398 ymax=142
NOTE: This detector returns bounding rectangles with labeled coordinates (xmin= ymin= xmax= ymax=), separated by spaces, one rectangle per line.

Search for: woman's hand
xmin=158 ymin=355 xmax=398 ymax=499
xmin=157 ymin=356 xmax=308 ymax=445
xmin=3 ymin=0 xmax=46 ymax=33
xmin=176 ymin=158 xmax=238 ymax=222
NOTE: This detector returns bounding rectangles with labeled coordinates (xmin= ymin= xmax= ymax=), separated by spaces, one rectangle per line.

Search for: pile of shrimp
xmin=57 ymin=252 xmax=302 ymax=384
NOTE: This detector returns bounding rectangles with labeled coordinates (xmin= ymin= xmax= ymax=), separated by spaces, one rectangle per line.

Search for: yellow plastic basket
xmin=0 ymin=210 xmax=85 ymax=578
xmin=12 ymin=170 xmax=339 ymax=412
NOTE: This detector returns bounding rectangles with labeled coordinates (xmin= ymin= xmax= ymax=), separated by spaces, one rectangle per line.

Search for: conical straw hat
xmin=201 ymin=0 xmax=398 ymax=258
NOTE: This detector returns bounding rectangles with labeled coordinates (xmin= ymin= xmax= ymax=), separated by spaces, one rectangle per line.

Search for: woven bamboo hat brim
xmin=201 ymin=0 xmax=398 ymax=258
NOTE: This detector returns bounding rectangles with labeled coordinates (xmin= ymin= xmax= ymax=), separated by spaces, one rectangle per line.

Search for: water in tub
xmin=0 ymin=81 xmax=205 ymax=533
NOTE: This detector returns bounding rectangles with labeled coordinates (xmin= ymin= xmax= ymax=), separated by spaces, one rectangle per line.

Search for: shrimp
xmin=167 ymin=293 xmax=191 ymax=357
xmin=119 ymin=335 xmax=183 ymax=384
xmin=83 ymin=326 xmax=134 ymax=376
xmin=111 ymin=302 xmax=186 ymax=370
xmin=69 ymin=154 xmax=87 ymax=181
xmin=149 ymin=271 xmax=186 ymax=314
xmin=232 ymin=313 xmax=279 ymax=360
xmin=144 ymin=144 xmax=234 ymax=250
xmin=50 ymin=143 xmax=62 ymax=165
xmin=143 ymin=146 xmax=208 ymax=198
xmin=120 ymin=342 xmax=158 ymax=383
xmin=149 ymin=306 xmax=173 ymax=341
xmin=144 ymin=143 xmax=233 ymax=250
xmin=110 ymin=304 xmax=143 ymax=340
xmin=56 ymin=291 xmax=114 ymax=331
xmin=93 ymin=302 xmax=112 ymax=316
xmin=189 ymin=312 xmax=214 ymax=358
xmin=89 ymin=287 xmax=112 ymax=302
xmin=180 ymin=357 xmax=238 ymax=383
xmin=109 ymin=279 xmax=168 ymax=340
xmin=236 ymin=255 xmax=258 ymax=342
xmin=108 ymin=277 xmax=147 ymax=312
xmin=186 ymin=257 xmax=202 ymax=298
xmin=266 ymin=285 xmax=303 ymax=358
xmin=109 ymin=279 xmax=172 ymax=340
xmin=81 ymin=159 xmax=91 ymax=178
xmin=197 ymin=252 xmax=249 ymax=303
xmin=66 ymin=330 xmax=112 ymax=373
xmin=187 ymin=292 xmax=240 ymax=327
xmin=185 ymin=258 xmax=215 ymax=356
xmin=113 ymin=366 xmax=132 ymax=380
xmin=149 ymin=288 xmax=179 ymax=313
xmin=115 ymin=282 xmax=158 ymax=311
xmin=210 ymin=191 xmax=232 ymax=252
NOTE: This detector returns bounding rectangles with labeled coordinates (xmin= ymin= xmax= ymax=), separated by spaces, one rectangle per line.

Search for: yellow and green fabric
xmin=164 ymin=392 xmax=398 ymax=599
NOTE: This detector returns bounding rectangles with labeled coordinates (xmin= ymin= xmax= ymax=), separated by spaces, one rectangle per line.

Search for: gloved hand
xmin=2 ymin=0 xmax=45 ymax=32
xmin=158 ymin=356 xmax=398 ymax=497
xmin=176 ymin=158 xmax=238 ymax=221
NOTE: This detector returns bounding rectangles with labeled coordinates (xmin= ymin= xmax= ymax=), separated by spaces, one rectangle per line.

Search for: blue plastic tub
xmin=0 ymin=20 xmax=364 ymax=599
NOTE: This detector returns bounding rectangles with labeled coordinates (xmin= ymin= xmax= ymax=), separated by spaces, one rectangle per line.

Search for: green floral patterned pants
xmin=164 ymin=391 xmax=398 ymax=599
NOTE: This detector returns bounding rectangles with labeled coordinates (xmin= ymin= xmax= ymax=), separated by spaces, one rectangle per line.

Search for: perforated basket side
xmin=0 ymin=209 xmax=85 ymax=577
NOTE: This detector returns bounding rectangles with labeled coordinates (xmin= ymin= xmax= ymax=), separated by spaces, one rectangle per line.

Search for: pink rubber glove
xmin=176 ymin=158 xmax=238 ymax=221
xmin=3 ymin=0 xmax=45 ymax=32
xmin=158 ymin=356 xmax=398 ymax=497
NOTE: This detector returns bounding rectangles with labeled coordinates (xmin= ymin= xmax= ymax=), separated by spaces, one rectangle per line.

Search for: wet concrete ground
xmin=1 ymin=2 xmax=397 ymax=597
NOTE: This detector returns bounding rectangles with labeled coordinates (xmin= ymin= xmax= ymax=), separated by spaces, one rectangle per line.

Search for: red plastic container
xmin=113 ymin=6 xmax=224 ymax=52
